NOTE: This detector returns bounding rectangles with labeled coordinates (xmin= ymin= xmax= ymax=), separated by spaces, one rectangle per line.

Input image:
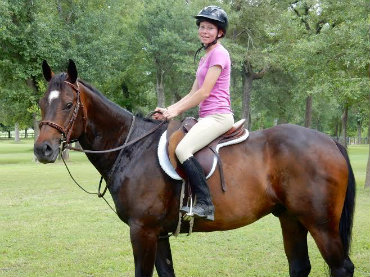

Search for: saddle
xmin=166 ymin=117 xmax=247 ymax=191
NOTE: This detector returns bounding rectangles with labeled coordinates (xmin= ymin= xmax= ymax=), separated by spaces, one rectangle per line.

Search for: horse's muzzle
xmin=34 ymin=140 xmax=60 ymax=163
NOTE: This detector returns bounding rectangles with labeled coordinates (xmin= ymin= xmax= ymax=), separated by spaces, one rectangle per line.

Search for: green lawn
xmin=0 ymin=139 xmax=369 ymax=277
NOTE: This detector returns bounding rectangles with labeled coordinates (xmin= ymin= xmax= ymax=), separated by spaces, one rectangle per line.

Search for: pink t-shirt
xmin=196 ymin=44 xmax=232 ymax=118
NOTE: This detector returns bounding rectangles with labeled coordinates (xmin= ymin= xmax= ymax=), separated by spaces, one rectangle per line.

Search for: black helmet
xmin=195 ymin=6 xmax=228 ymax=35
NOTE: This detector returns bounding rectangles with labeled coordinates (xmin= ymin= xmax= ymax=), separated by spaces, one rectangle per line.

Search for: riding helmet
xmin=195 ymin=6 xmax=228 ymax=36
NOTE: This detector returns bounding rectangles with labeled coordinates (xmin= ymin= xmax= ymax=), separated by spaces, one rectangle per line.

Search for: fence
xmin=0 ymin=130 xmax=368 ymax=145
xmin=0 ymin=130 xmax=35 ymax=139
xmin=347 ymin=137 xmax=369 ymax=145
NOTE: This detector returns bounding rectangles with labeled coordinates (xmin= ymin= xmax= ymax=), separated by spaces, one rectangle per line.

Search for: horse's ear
xmin=67 ymin=59 xmax=78 ymax=84
xmin=42 ymin=60 xmax=54 ymax=82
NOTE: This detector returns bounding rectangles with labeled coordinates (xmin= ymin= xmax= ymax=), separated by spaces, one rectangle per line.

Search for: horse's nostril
xmin=34 ymin=140 xmax=58 ymax=163
xmin=42 ymin=142 xmax=53 ymax=156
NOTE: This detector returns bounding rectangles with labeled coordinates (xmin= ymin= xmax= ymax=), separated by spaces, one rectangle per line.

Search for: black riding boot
xmin=180 ymin=156 xmax=215 ymax=221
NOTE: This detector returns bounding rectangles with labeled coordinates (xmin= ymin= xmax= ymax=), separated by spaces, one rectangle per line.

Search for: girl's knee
xmin=175 ymin=144 xmax=191 ymax=164
xmin=175 ymin=144 xmax=182 ymax=158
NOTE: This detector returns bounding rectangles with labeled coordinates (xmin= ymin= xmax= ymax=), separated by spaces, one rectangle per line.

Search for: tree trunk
xmin=33 ymin=113 xmax=40 ymax=162
xmin=337 ymin=117 xmax=342 ymax=141
xmin=365 ymin=145 xmax=370 ymax=188
xmin=242 ymin=69 xmax=252 ymax=129
xmin=304 ymin=95 xmax=312 ymax=128
xmin=340 ymin=104 xmax=348 ymax=148
xmin=57 ymin=0 xmax=62 ymax=13
xmin=156 ymin=65 xmax=165 ymax=107
xmin=364 ymin=64 xmax=370 ymax=188
xmin=334 ymin=121 xmax=339 ymax=140
xmin=14 ymin=123 xmax=20 ymax=142
xmin=357 ymin=119 xmax=362 ymax=144
xmin=7 ymin=130 xmax=11 ymax=139
xmin=26 ymin=77 xmax=40 ymax=162
xmin=241 ymin=61 xmax=267 ymax=130
xmin=33 ymin=113 xmax=39 ymax=142
xmin=25 ymin=128 xmax=28 ymax=139
xmin=121 ymin=82 xmax=132 ymax=111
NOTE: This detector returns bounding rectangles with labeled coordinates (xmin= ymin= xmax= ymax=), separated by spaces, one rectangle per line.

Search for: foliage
xmin=258 ymin=0 xmax=370 ymax=132
xmin=0 ymin=0 xmax=369 ymax=137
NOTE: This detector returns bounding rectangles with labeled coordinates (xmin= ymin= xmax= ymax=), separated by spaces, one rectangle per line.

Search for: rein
xmin=40 ymin=80 xmax=167 ymax=216
xmin=59 ymin=114 xmax=166 ymax=216
xmin=64 ymin=114 xmax=166 ymax=154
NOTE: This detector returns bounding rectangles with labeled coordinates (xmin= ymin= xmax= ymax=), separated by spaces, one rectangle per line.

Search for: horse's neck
xmin=78 ymin=87 xmax=133 ymax=177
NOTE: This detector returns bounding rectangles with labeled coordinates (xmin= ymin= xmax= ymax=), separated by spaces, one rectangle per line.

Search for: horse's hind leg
xmin=279 ymin=213 xmax=311 ymax=277
xmin=155 ymin=236 xmax=176 ymax=277
xmin=308 ymin=226 xmax=354 ymax=277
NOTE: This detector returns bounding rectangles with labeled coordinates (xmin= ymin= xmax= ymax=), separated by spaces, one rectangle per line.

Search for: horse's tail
xmin=334 ymin=141 xmax=356 ymax=256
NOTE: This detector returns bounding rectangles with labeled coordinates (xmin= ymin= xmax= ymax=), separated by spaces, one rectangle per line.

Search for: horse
xmin=34 ymin=60 xmax=356 ymax=277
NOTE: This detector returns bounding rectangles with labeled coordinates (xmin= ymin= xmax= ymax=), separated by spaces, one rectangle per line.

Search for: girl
xmin=154 ymin=6 xmax=233 ymax=221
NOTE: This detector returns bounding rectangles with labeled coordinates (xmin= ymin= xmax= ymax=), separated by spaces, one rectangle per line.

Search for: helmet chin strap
xmin=203 ymin=39 xmax=218 ymax=50
xmin=193 ymin=33 xmax=222 ymax=62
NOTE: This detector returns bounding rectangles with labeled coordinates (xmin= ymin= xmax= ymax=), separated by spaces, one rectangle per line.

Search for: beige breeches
xmin=175 ymin=113 xmax=234 ymax=164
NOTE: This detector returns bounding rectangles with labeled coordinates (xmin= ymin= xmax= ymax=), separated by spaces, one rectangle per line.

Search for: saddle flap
xmin=167 ymin=128 xmax=186 ymax=179
xmin=166 ymin=120 xmax=182 ymax=140
xmin=167 ymin=117 xmax=247 ymax=180
xmin=182 ymin=117 xmax=197 ymax=133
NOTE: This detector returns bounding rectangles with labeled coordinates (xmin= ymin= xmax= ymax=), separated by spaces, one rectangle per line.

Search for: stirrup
xmin=181 ymin=196 xmax=194 ymax=221
xmin=180 ymin=203 xmax=214 ymax=221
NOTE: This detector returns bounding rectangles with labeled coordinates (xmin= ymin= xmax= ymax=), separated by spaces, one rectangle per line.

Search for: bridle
xmin=38 ymin=80 xmax=167 ymax=215
xmin=39 ymin=80 xmax=165 ymax=153
xmin=39 ymin=81 xmax=86 ymax=144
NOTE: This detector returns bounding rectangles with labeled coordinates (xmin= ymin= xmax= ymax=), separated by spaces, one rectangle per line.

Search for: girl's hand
xmin=152 ymin=107 xmax=180 ymax=120
xmin=152 ymin=107 xmax=167 ymax=120
xmin=163 ymin=107 xmax=179 ymax=120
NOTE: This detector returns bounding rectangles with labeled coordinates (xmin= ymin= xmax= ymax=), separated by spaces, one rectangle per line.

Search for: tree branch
xmin=253 ymin=67 xmax=268 ymax=80
xmin=290 ymin=3 xmax=311 ymax=31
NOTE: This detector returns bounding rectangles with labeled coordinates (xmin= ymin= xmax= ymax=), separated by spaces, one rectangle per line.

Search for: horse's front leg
xmin=155 ymin=235 xmax=176 ymax=277
xmin=130 ymin=223 xmax=159 ymax=277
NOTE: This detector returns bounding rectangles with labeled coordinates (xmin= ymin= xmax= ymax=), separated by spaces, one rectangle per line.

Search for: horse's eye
xmin=64 ymin=102 xmax=73 ymax=110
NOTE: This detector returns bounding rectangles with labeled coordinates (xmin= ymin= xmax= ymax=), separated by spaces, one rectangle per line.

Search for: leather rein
xmin=39 ymin=80 xmax=166 ymax=215
xmin=39 ymin=80 xmax=166 ymax=154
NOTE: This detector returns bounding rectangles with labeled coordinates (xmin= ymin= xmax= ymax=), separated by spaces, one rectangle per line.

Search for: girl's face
xmin=198 ymin=21 xmax=223 ymax=45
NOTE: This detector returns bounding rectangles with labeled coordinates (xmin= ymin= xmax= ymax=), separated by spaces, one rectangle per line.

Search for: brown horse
xmin=34 ymin=60 xmax=356 ymax=277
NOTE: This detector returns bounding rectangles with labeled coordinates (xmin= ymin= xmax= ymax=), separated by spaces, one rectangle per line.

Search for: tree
xmin=365 ymin=65 xmax=370 ymax=189
xmin=0 ymin=0 xmax=65 ymax=140
xmin=228 ymin=0 xmax=276 ymax=128
xmin=1 ymin=0 xmax=368 ymax=148
xmin=134 ymin=0 xmax=198 ymax=109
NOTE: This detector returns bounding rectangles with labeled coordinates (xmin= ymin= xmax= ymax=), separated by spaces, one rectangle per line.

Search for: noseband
xmin=39 ymin=81 xmax=86 ymax=144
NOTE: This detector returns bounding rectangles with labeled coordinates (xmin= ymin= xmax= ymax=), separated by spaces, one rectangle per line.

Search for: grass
xmin=0 ymin=139 xmax=369 ymax=277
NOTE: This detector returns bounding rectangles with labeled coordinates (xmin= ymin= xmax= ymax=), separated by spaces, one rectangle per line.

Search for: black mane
xmin=79 ymin=80 xmax=164 ymax=124
xmin=78 ymin=79 xmax=126 ymax=115
xmin=48 ymin=74 xmax=163 ymax=126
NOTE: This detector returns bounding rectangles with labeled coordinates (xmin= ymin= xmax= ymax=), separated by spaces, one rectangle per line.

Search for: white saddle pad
xmin=157 ymin=129 xmax=249 ymax=180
